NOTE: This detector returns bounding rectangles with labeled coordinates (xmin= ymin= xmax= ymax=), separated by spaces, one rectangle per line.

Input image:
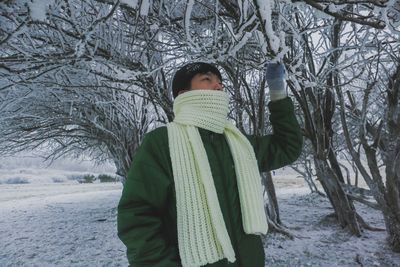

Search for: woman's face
xmin=190 ymin=72 xmax=224 ymax=91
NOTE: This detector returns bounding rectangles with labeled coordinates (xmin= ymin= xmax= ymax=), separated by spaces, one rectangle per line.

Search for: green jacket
xmin=118 ymin=97 xmax=303 ymax=267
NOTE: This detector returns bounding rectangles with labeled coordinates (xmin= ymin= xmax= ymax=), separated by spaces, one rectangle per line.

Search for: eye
xmin=202 ymin=77 xmax=211 ymax=81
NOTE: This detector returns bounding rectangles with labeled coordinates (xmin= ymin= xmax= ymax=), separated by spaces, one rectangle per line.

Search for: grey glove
xmin=265 ymin=63 xmax=287 ymax=101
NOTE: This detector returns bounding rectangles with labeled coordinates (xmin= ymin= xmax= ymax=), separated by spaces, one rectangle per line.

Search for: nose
xmin=213 ymin=81 xmax=224 ymax=90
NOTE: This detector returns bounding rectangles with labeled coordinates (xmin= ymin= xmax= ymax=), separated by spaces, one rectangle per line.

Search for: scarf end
xmin=243 ymin=222 xmax=269 ymax=235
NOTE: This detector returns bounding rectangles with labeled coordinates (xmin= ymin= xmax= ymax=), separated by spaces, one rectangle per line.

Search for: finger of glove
xmin=267 ymin=79 xmax=286 ymax=91
xmin=265 ymin=63 xmax=285 ymax=80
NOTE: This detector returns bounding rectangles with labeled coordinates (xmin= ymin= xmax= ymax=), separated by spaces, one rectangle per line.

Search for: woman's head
xmin=172 ymin=62 xmax=223 ymax=98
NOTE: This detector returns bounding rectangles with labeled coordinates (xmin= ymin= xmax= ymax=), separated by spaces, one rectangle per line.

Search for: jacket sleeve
xmin=247 ymin=97 xmax=303 ymax=172
xmin=117 ymin=131 xmax=181 ymax=267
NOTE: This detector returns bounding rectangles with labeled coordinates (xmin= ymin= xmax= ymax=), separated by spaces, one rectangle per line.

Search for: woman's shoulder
xmin=145 ymin=126 xmax=168 ymax=140
xmin=141 ymin=126 xmax=169 ymax=152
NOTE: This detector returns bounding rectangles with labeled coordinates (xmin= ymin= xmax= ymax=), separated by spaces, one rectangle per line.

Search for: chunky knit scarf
xmin=167 ymin=90 xmax=268 ymax=267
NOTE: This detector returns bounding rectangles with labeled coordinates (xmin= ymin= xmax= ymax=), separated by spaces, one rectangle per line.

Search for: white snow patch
xmin=0 ymin=183 xmax=127 ymax=266
xmin=256 ymin=0 xmax=280 ymax=54
xmin=27 ymin=0 xmax=54 ymax=21
xmin=120 ymin=0 xmax=150 ymax=16
xmin=140 ymin=0 xmax=151 ymax=16
xmin=120 ymin=0 xmax=139 ymax=9
xmin=264 ymin=192 xmax=400 ymax=266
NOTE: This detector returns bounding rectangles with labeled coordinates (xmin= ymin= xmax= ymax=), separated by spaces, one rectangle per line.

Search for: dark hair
xmin=172 ymin=62 xmax=222 ymax=98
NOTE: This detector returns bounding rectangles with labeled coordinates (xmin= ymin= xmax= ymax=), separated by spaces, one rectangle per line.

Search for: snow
xmin=27 ymin=0 xmax=54 ymax=21
xmin=0 ymin=183 xmax=127 ymax=267
xmin=185 ymin=0 xmax=195 ymax=42
xmin=120 ymin=0 xmax=139 ymax=9
xmin=118 ymin=0 xmax=151 ymax=16
xmin=1 ymin=173 xmax=399 ymax=266
xmin=140 ymin=0 xmax=151 ymax=17
xmin=327 ymin=3 xmax=341 ymax=13
xmin=75 ymin=40 xmax=86 ymax=58
xmin=229 ymin=32 xmax=252 ymax=57
xmin=256 ymin=0 xmax=280 ymax=54
xmin=265 ymin=191 xmax=400 ymax=266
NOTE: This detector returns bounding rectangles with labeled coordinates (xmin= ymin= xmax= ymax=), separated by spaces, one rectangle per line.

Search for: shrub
xmin=5 ymin=177 xmax=29 ymax=184
xmin=80 ymin=174 xmax=96 ymax=183
xmin=98 ymin=174 xmax=118 ymax=183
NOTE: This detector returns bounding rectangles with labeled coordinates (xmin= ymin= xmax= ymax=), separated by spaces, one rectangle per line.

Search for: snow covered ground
xmin=1 ymin=176 xmax=400 ymax=266
xmin=0 ymin=182 xmax=127 ymax=267
xmin=264 ymin=191 xmax=400 ymax=266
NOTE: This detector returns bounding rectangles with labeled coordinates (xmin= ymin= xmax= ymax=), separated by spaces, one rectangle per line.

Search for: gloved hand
xmin=265 ymin=62 xmax=287 ymax=101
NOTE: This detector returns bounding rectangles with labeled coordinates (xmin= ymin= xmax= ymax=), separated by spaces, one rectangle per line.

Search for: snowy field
xmin=0 ymin=183 xmax=128 ymax=267
xmin=266 ymin=187 xmax=400 ymax=266
xmin=1 ymin=175 xmax=400 ymax=267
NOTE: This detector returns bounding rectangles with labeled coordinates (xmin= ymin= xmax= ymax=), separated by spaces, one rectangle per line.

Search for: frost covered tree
xmin=278 ymin=2 xmax=398 ymax=247
xmin=0 ymin=0 xmax=170 ymax=177
xmin=284 ymin=0 xmax=400 ymax=249
xmin=335 ymin=29 xmax=400 ymax=250
xmin=0 ymin=80 xmax=155 ymax=177
xmin=282 ymin=7 xmax=364 ymax=235
xmin=1 ymin=0 xmax=400 ymax=251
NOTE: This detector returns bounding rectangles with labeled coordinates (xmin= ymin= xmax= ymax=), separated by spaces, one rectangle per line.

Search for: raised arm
xmin=248 ymin=63 xmax=303 ymax=172
xmin=248 ymin=97 xmax=303 ymax=172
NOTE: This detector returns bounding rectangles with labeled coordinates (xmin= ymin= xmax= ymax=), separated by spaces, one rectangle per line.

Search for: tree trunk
xmin=328 ymin=149 xmax=345 ymax=183
xmin=314 ymin=158 xmax=362 ymax=236
xmin=385 ymin=213 xmax=400 ymax=252
xmin=383 ymin=64 xmax=400 ymax=251
xmin=384 ymin=144 xmax=400 ymax=251
xmin=262 ymin=172 xmax=281 ymax=224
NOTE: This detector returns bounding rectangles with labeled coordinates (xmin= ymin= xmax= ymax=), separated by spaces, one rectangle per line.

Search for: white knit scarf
xmin=167 ymin=90 xmax=268 ymax=267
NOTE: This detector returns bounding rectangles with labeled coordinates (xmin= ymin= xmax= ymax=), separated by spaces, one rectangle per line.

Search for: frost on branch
xmin=255 ymin=0 xmax=281 ymax=54
xmin=27 ymin=0 xmax=55 ymax=21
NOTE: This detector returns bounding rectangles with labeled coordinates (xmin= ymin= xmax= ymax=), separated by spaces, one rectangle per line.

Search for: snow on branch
xmin=300 ymin=0 xmax=387 ymax=29
xmin=253 ymin=0 xmax=281 ymax=55
xmin=307 ymin=0 xmax=388 ymax=6
xmin=27 ymin=0 xmax=55 ymax=21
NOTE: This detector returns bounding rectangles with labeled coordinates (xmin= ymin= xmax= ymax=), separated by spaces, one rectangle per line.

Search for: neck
xmin=173 ymin=90 xmax=229 ymax=133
